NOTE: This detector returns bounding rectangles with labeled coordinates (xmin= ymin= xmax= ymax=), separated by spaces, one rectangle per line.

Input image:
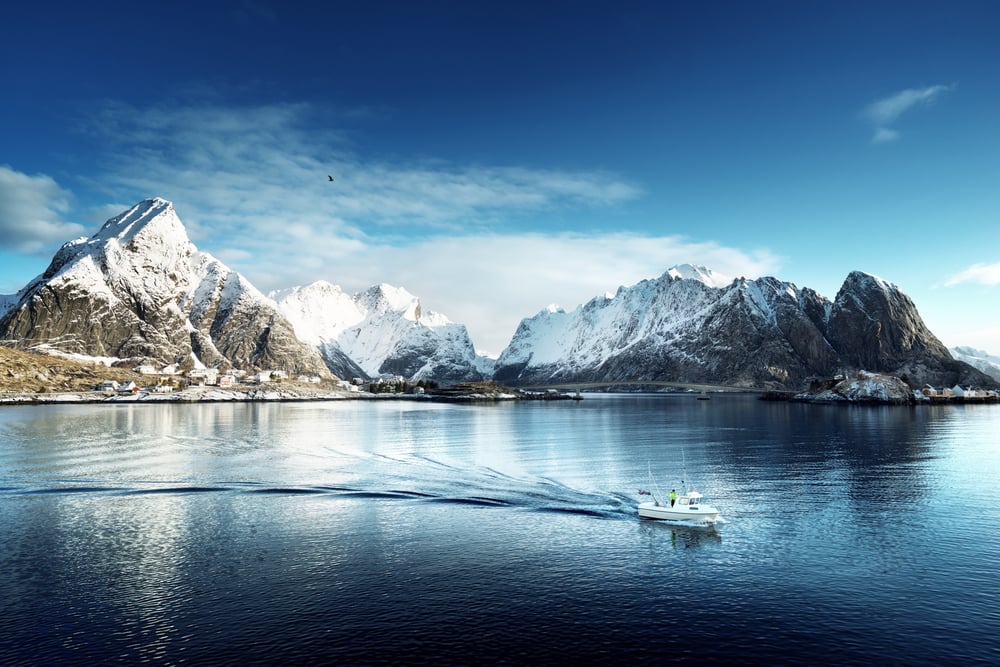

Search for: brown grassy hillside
xmin=0 ymin=345 xmax=141 ymax=393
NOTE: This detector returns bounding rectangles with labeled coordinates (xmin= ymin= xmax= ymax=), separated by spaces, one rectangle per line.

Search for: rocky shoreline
xmin=0 ymin=381 xmax=583 ymax=405
xmin=763 ymin=370 xmax=999 ymax=405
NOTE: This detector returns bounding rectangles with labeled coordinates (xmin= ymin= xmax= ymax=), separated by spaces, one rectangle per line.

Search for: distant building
xmin=188 ymin=368 xmax=219 ymax=386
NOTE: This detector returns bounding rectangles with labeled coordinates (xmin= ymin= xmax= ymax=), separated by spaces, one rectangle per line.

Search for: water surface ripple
xmin=1 ymin=396 xmax=998 ymax=664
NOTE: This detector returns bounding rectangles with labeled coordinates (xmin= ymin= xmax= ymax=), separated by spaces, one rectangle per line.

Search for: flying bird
xmin=328 ymin=175 xmax=334 ymax=181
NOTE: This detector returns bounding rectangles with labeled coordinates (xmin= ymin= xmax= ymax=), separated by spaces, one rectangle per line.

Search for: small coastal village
xmin=80 ymin=364 xmax=1000 ymax=405
xmin=785 ymin=370 xmax=1000 ymax=404
xmin=0 ymin=346 xmax=580 ymax=403
xmin=1 ymin=342 xmax=996 ymax=405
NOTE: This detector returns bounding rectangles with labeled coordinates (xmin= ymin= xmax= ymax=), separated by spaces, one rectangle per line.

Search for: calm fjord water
xmin=1 ymin=395 xmax=998 ymax=665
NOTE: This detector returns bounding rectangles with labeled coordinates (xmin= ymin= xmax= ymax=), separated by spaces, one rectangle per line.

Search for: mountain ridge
xmin=271 ymin=280 xmax=485 ymax=383
xmin=1 ymin=199 xmax=995 ymax=391
xmin=493 ymin=266 xmax=995 ymax=390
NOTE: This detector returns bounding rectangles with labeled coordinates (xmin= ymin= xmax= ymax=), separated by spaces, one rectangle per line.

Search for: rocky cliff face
xmin=823 ymin=272 xmax=982 ymax=388
xmin=0 ymin=199 xmax=333 ymax=378
xmin=493 ymin=266 xmax=995 ymax=390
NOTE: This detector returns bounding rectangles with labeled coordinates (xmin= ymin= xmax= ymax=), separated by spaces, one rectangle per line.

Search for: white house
xmin=188 ymin=368 xmax=219 ymax=386
xmin=251 ymin=371 xmax=272 ymax=384
xmin=96 ymin=380 xmax=119 ymax=394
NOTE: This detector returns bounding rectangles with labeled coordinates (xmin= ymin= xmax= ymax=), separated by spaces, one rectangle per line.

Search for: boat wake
xmin=2 ymin=450 xmax=637 ymax=521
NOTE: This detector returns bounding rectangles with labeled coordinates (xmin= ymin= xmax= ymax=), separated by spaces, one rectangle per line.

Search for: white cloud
xmin=77 ymin=100 xmax=780 ymax=353
xmin=85 ymin=100 xmax=642 ymax=238
xmin=260 ymin=231 xmax=781 ymax=355
xmin=862 ymin=84 xmax=953 ymax=144
xmin=871 ymin=127 xmax=899 ymax=144
xmin=0 ymin=165 xmax=84 ymax=252
xmin=944 ymin=262 xmax=1000 ymax=287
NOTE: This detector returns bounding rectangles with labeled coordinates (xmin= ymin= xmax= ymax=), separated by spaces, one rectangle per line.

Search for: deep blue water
xmin=1 ymin=394 xmax=998 ymax=665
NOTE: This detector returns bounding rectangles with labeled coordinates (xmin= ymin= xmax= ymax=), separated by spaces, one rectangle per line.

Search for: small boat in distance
xmin=638 ymin=459 xmax=720 ymax=522
xmin=697 ymin=391 xmax=710 ymax=400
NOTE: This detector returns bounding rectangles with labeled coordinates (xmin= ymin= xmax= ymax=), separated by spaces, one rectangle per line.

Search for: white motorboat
xmin=638 ymin=458 xmax=720 ymax=522
xmin=638 ymin=489 xmax=719 ymax=522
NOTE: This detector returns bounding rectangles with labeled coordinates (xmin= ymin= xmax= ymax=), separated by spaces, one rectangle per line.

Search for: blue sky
xmin=2 ymin=1 xmax=999 ymax=356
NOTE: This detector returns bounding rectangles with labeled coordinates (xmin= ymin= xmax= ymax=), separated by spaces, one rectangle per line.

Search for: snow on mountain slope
xmin=493 ymin=265 xmax=989 ymax=390
xmin=0 ymin=199 xmax=332 ymax=377
xmin=665 ymin=263 xmax=732 ymax=288
xmin=270 ymin=281 xmax=364 ymax=345
xmin=950 ymin=346 xmax=1000 ymax=382
xmin=496 ymin=268 xmax=722 ymax=373
xmin=273 ymin=281 xmax=484 ymax=382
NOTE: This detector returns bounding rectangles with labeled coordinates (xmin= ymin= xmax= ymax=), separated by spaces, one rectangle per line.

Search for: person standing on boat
xmin=670 ymin=489 xmax=677 ymax=507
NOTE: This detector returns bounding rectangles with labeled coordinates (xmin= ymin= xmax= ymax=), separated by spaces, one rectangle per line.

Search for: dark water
xmin=1 ymin=395 xmax=998 ymax=665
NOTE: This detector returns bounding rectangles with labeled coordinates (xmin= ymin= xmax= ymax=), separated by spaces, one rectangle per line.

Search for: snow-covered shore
xmin=790 ymin=370 xmax=999 ymax=405
xmin=0 ymin=386 xmax=357 ymax=404
xmin=0 ymin=382 xmax=575 ymax=405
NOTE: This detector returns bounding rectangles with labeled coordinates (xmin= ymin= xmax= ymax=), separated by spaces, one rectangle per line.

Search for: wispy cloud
xmin=85 ymin=100 xmax=642 ymax=235
xmin=862 ymin=84 xmax=954 ymax=143
xmin=944 ymin=262 xmax=1000 ymax=287
xmin=76 ymin=100 xmax=779 ymax=353
xmin=0 ymin=165 xmax=84 ymax=253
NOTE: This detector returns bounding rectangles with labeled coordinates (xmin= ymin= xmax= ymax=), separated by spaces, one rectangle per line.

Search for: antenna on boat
xmin=647 ymin=461 xmax=667 ymax=506
xmin=681 ymin=448 xmax=687 ymax=490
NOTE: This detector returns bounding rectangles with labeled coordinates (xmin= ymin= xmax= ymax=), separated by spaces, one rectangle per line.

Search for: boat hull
xmin=638 ymin=501 xmax=719 ymax=522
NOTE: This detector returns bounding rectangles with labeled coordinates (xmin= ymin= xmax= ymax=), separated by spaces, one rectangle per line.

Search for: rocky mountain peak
xmin=0 ymin=199 xmax=332 ymax=379
xmin=359 ymin=283 xmax=422 ymax=320
xmin=273 ymin=280 xmax=482 ymax=383
xmin=665 ymin=263 xmax=731 ymax=288
xmin=95 ymin=197 xmax=178 ymax=241
xmin=494 ymin=266 xmax=994 ymax=390
xmin=827 ymin=269 xmax=952 ymax=371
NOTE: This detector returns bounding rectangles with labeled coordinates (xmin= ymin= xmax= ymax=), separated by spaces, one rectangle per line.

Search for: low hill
xmin=0 ymin=346 xmax=141 ymax=393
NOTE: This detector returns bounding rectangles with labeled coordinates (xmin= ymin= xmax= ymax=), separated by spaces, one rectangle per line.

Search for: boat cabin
xmin=679 ymin=490 xmax=704 ymax=507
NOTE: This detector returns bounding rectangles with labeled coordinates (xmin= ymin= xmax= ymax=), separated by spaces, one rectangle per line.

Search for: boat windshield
xmin=684 ymin=493 xmax=705 ymax=507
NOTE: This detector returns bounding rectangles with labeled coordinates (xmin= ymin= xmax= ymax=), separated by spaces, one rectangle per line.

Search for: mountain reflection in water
xmin=1 ymin=396 xmax=998 ymax=665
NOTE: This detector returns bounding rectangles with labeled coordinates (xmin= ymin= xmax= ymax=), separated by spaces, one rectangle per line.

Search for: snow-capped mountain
xmin=4 ymin=199 xmax=995 ymax=391
xmin=950 ymin=346 xmax=1000 ymax=382
xmin=272 ymin=281 xmax=485 ymax=382
xmin=0 ymin=198 xmax=332 ymax=377
xmin=493 ymin=265 xmax=994 ymax=390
